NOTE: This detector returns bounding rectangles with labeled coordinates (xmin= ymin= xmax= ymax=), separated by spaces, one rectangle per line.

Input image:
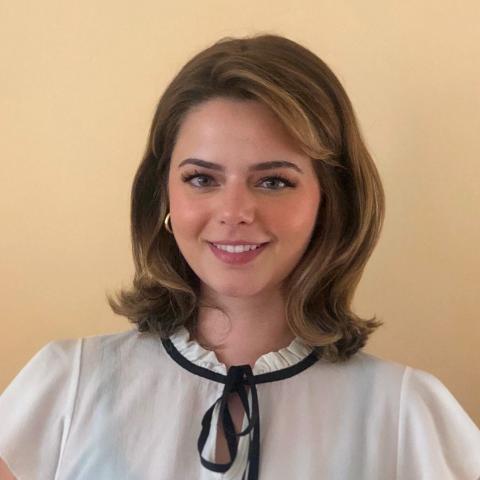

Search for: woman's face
xmin=168 ymin=97 xmax=321 ymax=299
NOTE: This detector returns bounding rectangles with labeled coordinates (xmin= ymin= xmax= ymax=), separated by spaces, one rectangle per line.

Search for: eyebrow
xmin=177 ymin=158 xmax=304 ymax=174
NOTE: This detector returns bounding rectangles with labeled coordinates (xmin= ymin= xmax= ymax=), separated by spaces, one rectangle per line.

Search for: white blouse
xmin=0 ymin=326 xmax=479 ymax=480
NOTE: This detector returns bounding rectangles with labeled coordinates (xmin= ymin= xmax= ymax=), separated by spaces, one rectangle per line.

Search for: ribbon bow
xmin=197 ymin=364 xmax=260 ymax=480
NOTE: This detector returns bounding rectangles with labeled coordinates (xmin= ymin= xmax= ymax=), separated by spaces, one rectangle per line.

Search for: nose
xmin=216 ymin=180 xmax=256 ymax=226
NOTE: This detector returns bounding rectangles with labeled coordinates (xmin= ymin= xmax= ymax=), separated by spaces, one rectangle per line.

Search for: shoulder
xmin=310 ymin=350 xmax=408 ymax=390
xmin=312 ymin=352 xmax=480 ymax=477
xmin=79 ymin=327 xmax=156 ymax=354
xmin=40 ymin=328 xmax=166 ymax=383
xmin=386 ymin=359 xmax=480 ymax=477
xmin=79 ymin=327 xmax=164 ymax=364
xmin=1 ymin=328 xmax=161 ymax=405
xmin=394 ymin=361 xmax=479 ymax=441
xmin=42 ymin=327 xmax=161 ymax=365
xmin=0 ymin=327 xmax=165 ymax=479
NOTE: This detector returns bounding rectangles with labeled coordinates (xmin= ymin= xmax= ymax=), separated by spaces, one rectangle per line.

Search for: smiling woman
xmin=0 ymin=33 xmax=479 ymax=480
xmin=110 ymin=34 xmax=386 ymax=363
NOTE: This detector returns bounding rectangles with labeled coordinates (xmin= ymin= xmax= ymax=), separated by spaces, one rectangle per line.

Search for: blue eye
xmin=258 ymin=176 xmax=296 ymax=189
xmin=180 ymin=170 xmax=297 ymax=190
xmin=181 ymin=172 xmax=214 ymax=188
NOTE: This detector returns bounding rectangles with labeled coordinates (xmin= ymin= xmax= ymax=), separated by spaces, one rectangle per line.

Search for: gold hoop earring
xmin=164 ymin=212 xmax=173 ymax=234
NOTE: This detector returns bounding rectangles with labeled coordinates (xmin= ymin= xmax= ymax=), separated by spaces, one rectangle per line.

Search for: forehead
xmin=172 ymin=97 xmax=307 ymax=164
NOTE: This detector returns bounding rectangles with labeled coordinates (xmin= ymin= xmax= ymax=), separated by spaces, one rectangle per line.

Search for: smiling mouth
xmin=207 ymin=241 xmax=270 ymax=265
xmin=209 ymin=242 xmax=269 ymax=253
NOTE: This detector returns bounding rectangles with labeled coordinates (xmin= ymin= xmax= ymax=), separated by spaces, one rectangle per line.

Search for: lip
xmin=208 ymin=241 xmax=270 ymax=265
xmin=209 ymin=240 xmax=270 ymax=245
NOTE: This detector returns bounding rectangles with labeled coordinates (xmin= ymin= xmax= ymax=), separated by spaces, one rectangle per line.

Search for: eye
xmin=180 ymin=170 xmax=297 ymax=190
xmin=258 ymin=176 xmax=296 ymax=190
xmin=181 ymin=170 xmax=216 ymax=188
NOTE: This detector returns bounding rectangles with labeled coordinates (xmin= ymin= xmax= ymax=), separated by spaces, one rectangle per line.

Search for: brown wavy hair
xmin=106 ymin=33 xmax=385 ymax=362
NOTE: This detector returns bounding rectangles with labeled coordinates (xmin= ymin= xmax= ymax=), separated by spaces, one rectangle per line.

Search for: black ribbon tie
xmin=197 ymin=364 xmax=260 ymax=480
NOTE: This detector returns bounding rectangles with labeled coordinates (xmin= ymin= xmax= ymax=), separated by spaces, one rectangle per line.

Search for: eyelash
xmin=181 ymin=170 xmax=297 ymax=190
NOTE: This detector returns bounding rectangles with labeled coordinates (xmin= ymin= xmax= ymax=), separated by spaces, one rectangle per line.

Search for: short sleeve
xmin=0 ymin=338 xmax=82 ymax=480
xmin=397 ymin=367 xmax=480 ymax=479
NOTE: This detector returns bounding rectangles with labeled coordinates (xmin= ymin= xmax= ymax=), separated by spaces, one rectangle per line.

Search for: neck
xmin=191 ymin=287 xmax=295 ymax=369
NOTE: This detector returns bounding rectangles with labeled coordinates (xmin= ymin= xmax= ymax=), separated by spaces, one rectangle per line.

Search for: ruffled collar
xmin=167 ymin=325 xmax=315 ymax=375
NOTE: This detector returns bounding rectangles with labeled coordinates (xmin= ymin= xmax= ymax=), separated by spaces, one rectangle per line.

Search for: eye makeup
xmin=180 ymin=169 xmax=297 ymax=190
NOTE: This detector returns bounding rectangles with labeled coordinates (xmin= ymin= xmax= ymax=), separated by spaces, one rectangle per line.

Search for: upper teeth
xmin=213 ymin=243 xmax=261 ymax=253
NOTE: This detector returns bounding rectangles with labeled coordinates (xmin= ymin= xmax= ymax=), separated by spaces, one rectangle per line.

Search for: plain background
xmin=0 ymin=1 xmax=479 ymax=427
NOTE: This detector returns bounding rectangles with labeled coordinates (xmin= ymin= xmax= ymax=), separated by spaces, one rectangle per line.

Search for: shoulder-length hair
xmin=106 ymin=33 xmax=385 ymax=362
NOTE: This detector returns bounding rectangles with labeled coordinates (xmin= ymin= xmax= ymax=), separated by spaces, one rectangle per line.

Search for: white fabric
xmin=0 ymin=326 xmax=479 ymax=480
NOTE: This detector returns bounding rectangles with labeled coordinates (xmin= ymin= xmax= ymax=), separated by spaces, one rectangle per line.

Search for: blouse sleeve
xmin=0 ymin=338 xmax=82 ymax=480
xmin=397 ymin=366 xmax=480 ymax=479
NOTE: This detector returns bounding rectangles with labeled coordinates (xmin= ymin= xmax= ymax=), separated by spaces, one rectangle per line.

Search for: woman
xmin=1 ymin=34 xmax=479 ymax=480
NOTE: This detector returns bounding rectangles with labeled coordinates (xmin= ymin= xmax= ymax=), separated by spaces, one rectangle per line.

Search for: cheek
xmin=168 ymin=183 xmax=207 ymax=234
xmin=269 ymin=193 xmax=319 ymax=237
xmin=277 ymin=214 xmax=315 ymax=253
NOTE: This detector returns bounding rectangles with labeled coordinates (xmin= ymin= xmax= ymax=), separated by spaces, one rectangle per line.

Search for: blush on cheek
xmin=169 ymin=186 xmax=203 ymax=222
xmin=176 ymin=205 xmax=199 ymax=223
xmin=169 ymin=192 xmax=209 ymax=242
xmin=277 ymin=202 xmax=317 ymax=231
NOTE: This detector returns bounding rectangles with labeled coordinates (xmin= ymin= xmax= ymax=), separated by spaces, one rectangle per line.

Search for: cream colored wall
xmin=1 ymin=1 xmax=479 ymax=426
